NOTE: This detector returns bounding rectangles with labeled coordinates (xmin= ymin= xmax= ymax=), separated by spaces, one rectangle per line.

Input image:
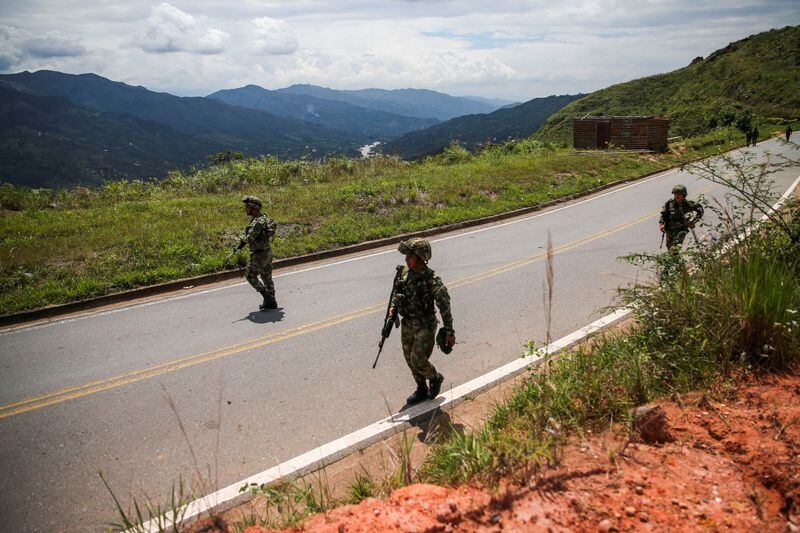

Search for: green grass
xmin=0 ymin=129 xmax=762 ymax=315
xmin=347 ymin=469 xmax=378 ymax=504
xmin=419 ymin=208 xmax=800 ymax=486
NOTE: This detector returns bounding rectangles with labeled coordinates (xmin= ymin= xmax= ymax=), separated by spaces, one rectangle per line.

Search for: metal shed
xmin=572 ymin=116 xmax=669 ymax=151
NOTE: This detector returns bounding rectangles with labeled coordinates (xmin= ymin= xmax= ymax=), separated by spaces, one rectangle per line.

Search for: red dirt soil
xmin=196 ymin=372 xmax=800 ymax=532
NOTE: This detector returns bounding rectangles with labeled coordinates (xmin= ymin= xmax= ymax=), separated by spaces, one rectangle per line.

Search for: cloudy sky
xmin=1 ymin=1 xmax=797 ymax=101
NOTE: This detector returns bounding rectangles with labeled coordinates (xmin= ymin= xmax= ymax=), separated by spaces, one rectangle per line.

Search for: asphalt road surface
xmin=1 ymin=138 xmax=798 ymax=531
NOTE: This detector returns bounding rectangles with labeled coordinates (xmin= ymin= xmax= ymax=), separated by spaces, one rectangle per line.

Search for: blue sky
xmin=1 ymin=0 xmax=798 ymax=101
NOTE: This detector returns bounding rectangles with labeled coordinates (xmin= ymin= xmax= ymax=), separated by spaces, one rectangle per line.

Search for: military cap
xmin=671 ymin=184 xmax=688 ymax=195
xmin=242 ymin=195 xmax=262 ymax=208
xmin=436 ymin=327 xmax=453 ymax=354
xmin=398 ymin=237 xmax=432 ymax=262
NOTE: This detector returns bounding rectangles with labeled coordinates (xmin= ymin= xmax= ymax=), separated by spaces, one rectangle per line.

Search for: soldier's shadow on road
xmin=407 ymin=406 xmax=466 ymax=445
xmin=237 ymin=308 xmax=285 ymax=324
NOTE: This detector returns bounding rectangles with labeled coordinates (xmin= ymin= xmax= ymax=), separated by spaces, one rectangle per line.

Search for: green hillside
xmin=0 ymin=85 xmax=221 ymax=187
xmin=537 ymin=25 xmax=800 ymax=143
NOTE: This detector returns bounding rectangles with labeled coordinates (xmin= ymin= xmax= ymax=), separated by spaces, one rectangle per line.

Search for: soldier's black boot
xmin=258 ymin=290 xmax=277 ymax=310
xmin=428 ymin=373 xmax=444 ymax=399
xmin=406 ymin=380 xmax=428 ymax=405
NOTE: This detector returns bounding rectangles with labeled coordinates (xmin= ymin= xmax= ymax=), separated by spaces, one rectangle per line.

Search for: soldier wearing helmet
xmin=388 ymin=237 xmax=455 ymax=404
xmin=659 ymin=184 xmax=704 ymax=251
xmin=238 ymin=195 xmax=278 ymax=310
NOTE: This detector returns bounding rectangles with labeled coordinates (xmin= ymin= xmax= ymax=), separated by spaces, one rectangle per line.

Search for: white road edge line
xmin=137 ymin=168 xmax=800 ymax=533
xmin=137 ymin=308 xmax=632 ymax=533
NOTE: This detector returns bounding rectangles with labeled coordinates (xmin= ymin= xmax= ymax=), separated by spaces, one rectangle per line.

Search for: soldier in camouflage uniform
xmin=659 ymin=184 xmax=704 ymax=251
xmin=388 ymin=238 xmax=456 ymax=404
xmin=238 ymin=196 xmax=278 ymax=310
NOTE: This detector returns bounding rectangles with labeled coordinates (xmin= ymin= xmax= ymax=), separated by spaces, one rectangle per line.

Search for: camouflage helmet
xmin=398 ymin=237 xmax=432 ymax=262
xmin=671 ymin=184 xmax=688 ymax=195
xmin=436 ymin=327 xmax=453 ymax=354
xmin=242 ymin=195 xmax=262 ymax=208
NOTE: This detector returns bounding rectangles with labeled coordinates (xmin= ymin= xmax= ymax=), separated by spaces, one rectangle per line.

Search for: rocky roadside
xmin=199 ymin=370 xmax=800 ymax=532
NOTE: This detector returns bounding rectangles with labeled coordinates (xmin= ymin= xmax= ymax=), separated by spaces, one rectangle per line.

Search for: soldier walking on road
xmin=751 ymin=126 xmax=759 ymax=147
xmin=659 ymin=184 xmax=704 ymax=252
xmin=787 ymin=125 xmax=793 ymax=142
xmin=238 ymin=196 xmax=278 ymax=310
xmin=388 ymin=238 xmax=455 ymax=404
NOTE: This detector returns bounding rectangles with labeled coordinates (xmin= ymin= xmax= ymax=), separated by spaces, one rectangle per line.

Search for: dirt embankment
xmin=231 ymin=372 xmax=799 ymax=532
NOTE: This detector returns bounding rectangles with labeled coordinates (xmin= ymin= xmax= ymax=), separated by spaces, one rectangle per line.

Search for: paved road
xmin=1 ymin=138 xmax=798 ymax=531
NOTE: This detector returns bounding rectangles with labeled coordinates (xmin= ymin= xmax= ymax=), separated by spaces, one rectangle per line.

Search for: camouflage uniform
xmin=390 ymin=265 xmax=454 ymax=384
xmin=240 ymin=196 xmax=278 ymax=304
xmin=659 ymin=194 xmax=703 ymax=250
xmin=390 ymin=240 xmax=453 ymax=395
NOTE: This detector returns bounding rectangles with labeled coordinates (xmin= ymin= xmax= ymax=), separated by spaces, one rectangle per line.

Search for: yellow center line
xmin=0 ymin=194 xmax=706 ymax=421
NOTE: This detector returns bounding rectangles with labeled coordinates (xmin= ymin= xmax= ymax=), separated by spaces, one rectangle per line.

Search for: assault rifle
xmin=373 ymin=266 xmax=404 ymax=369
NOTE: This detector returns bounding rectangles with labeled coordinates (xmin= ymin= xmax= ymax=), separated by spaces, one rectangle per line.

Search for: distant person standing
xmin=238 ymin=196 xmax=278 ymax=310
xmin=659 ymin=184 xmax=704 ymax=252
xmin=751 ymin=126 xmax=759 ymax=146
xmin=745 ymin=129 xmax=752 ymax=146
xmin=787 ymin=125 xmax=793 ymax=142
xmin=388 ymin=238 xmax=455 ymax=404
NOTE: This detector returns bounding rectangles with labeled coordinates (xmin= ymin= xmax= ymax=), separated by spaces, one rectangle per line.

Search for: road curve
xmin=0 ymin=138 xmax=798 ymax=531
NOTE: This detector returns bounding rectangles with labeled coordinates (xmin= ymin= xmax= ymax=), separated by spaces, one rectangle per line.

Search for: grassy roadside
xmin=419 ymin=198 xmax=800 ymax=488
xmin=0 ymin=127 xmax=779 ymax=315
xmin=157 ymin=194 xmax=798 ymax=532
xmin=104 ymin=138 xmax=800 ymax=532
xmin=239 ymin=171 xmax=799 ymax=532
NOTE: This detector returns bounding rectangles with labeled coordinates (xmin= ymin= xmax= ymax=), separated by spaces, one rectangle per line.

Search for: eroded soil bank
xmin=233 ymin=371 xmax=800 ymax=532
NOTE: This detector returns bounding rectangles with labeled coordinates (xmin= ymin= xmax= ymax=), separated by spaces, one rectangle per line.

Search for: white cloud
xmin=0 ymin=27 xmax=25 ymax=70
xmin=0 ymin=0 xmax=798 ymax=100
xmin=279 ymin=49 xmax=513 ymax=87
xmin=251 ymin=17 xmax=298 ymax=55
xmin=194 ymin=28 xmax=229 ymax=54
xmin=134 ymin=3 xmax=229 ymax=55
xmin=0 ymin=26 xmax=87 ymax=70
xmin=24 ymin=32 xmax=87 ymax=58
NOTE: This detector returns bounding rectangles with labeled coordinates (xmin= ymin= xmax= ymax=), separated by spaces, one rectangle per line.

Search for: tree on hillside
xmin=206 ymin=150 xmax=244 ymax=165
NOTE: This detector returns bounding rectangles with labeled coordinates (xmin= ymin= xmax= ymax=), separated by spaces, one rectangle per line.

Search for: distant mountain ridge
xmin=276 ymin=84 xmax=501 ymax=121
xmin=0 ymin=71 xmax=518 ymax=187
xmin=0 ymin=84 xmax=220 ymax=187
xmin=383 ymin=93 xmax=584 ymax=159
xmin=208 ymin=85 xmax=439 ymax=139
xmin=1 ymin=71 xmax=362 ymax=158
xmin=461 ymin=95 xmax=519 ymax=108
xmin=536 ymin=25 xmax=800 ymax=143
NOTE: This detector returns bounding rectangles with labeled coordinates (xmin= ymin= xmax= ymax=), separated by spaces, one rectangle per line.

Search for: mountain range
xmin=0 ymin=84 xmax=220 ymax=187
xmin=271 ymin=84 xmax=504 ymax=121
xmin=0 ymin=72 xmax=522 ymax=187
xmin=207 ymin=85 xmax=439 ymax=139
xmin=2 ymin=70 xmax=362 ymax=155
xmin=4 ymin=25 xmax=796 ymax=188
xmin=383 ymin=93 xmax=584 ymax=159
